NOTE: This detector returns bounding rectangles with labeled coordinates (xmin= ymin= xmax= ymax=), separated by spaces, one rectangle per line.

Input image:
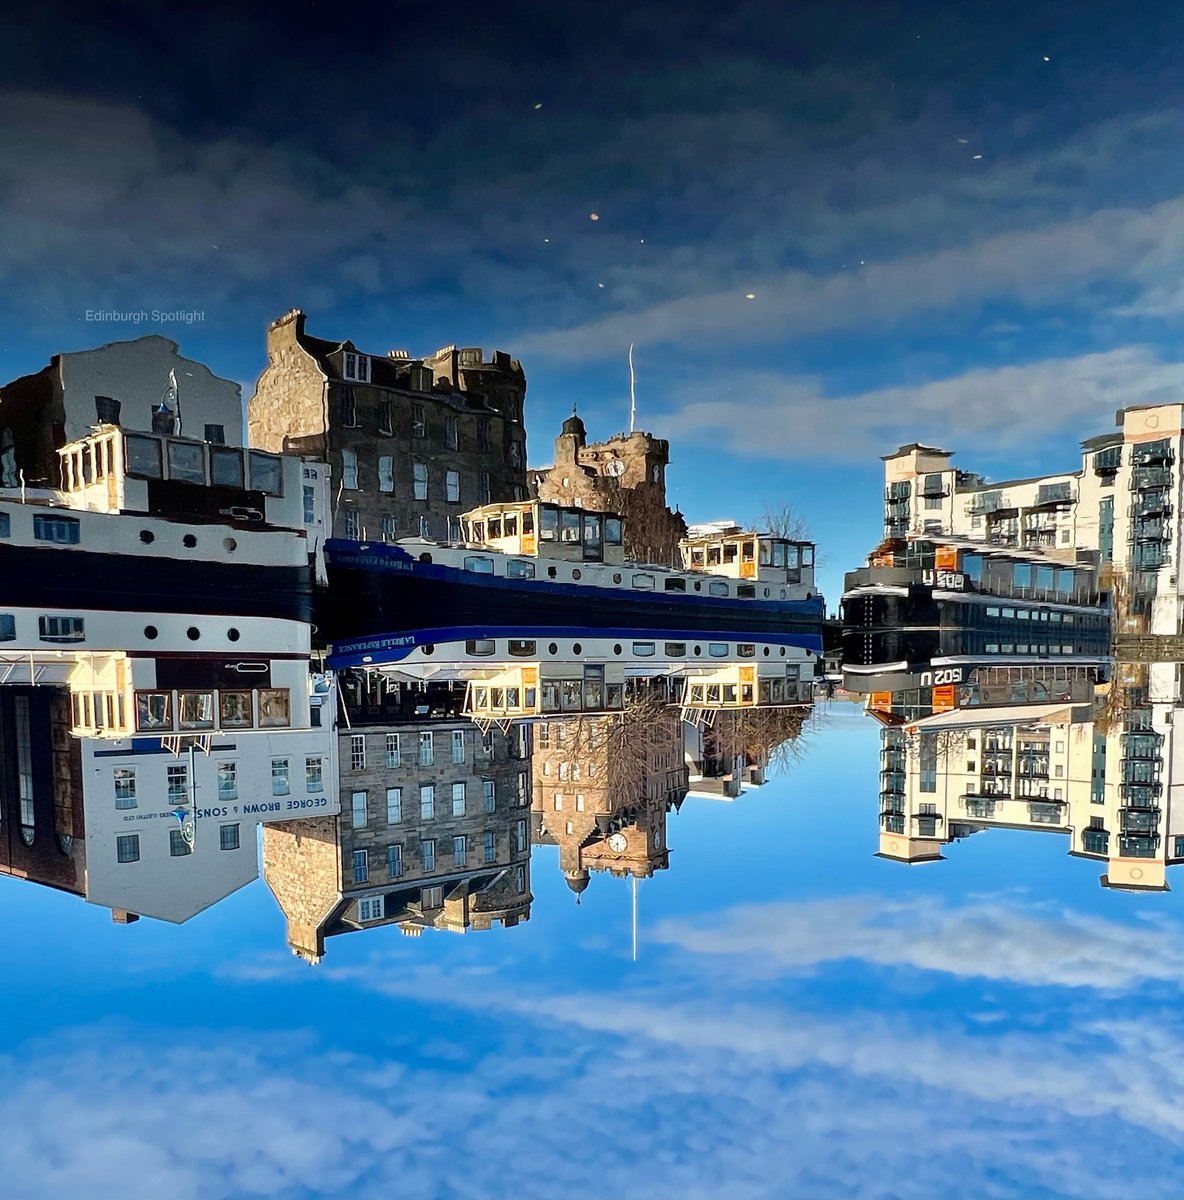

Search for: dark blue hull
xmin=321 ymin=540 xmax=824 ymax=667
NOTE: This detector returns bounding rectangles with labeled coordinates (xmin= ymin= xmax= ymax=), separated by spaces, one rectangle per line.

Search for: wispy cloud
xmin=651 ymin=346 xmax=1184 ymax=461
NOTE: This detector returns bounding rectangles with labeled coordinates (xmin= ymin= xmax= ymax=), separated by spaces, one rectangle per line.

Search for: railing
xmin=1028 ymin=801 xmax=1065 ymax=824
xmin=1132 ymin=466 xmax=1172 ymax=489
xmin=964 ymin=797 xmax=997 ymax=818
xmin=1120 ymin=782 xmax=1162 ymax=806
xmin=1118 ymin=834 xmax=1159 ymax=858
xmin=1121 ymin=809 xmax=1160 ymax=834
xmin=881 ymin=813 xmax=905 ymax=834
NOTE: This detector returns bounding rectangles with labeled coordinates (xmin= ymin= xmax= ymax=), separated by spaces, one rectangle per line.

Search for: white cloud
xmin=651 ymin=346 xmax=1184 ymax=461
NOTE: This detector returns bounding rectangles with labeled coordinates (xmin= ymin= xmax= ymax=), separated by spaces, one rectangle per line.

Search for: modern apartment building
xmin=249 ymin=310 xmax=528 ymax=543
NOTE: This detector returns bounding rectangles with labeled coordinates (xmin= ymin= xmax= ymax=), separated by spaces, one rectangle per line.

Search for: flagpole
xmin=628 ymin=343 xmax=636 ymax=434
xmin=631 ymin=874 xmax=638 ymax=962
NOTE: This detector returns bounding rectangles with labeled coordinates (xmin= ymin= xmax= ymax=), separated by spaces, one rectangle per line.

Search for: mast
xmin=628 ymin=342 xmax=636 ymax=434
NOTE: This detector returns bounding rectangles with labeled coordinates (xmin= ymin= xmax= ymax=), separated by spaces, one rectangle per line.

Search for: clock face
xmin=608 ymin=832 xmax=628 ymax=852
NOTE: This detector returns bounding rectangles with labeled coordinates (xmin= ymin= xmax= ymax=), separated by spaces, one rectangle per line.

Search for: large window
xmin=351 ymin=791 xmax=368 ymax=829
xmin=116 ymin=834 xmax=140 ymax=864
xmin=39 ymin=615 xmax=84 ymax=642
xmin=453 ymin=835 xmax=467 ymax=867
xmin=352 ymin=849 xmax=369 ymax=883
xmin=483 ymin=780 xmax=496 ymax=812
xmin=343 ymin=352 xmax=369 ymax=383
xmin=211 ymin=446 xmax=244 ymax=488
xmin=169 ymin=828 xmax=191 ymax=857
xmin=258 ymin=690 xmax=290 ymax=727
xmin=219 ymin=823 xmax=240 ymax=852
xmin=34 ymin=514 xmax=81 ymax=544
xmin=217 ymin=762 xmax=237 ymax=801
xmin=271 ymin=758 xmax=290 ymax=796
xmin=167 ymin=765 xmax=188 ymax=803
xmin=386 ymin=787 xmax=402 ymax=823
xmin=451 ymin=730 xmax=466 ymax=764
xmin=341 ymin=449 xmax=359 ymax=490
xmin=445 ymin=416 xmax=459 ymax=449
xmin=386 ymin=733 xmax=400 ymax=768
xmin=446 ymin=469 xmax=460 ymax=503
xmin=388 ymin=844 xmax=403 ymax=878
xmin=306 ymin=756 xmax=324 ymax=793
xmin=114 ymin=768 xmax=137 ymax=810
xmin=420 ymin=785 xmax=436 ymax=820
xmin=419 ymin=732 xmax=434 ymax=766
xmin=422 ymin=838 xmax=436 ymax=871
xmin=358 ymin=896 xmax=383 ymax=922
xmin=413 ymin=461 xmax=428 ymax=500
xmin=378 ymin=456 xmax=394 ymax=493
xmin=452 ymin=782 xmax=466 ymax=816
xmin=351 ymin=734 xmax=366 ymax=771
xmin=167 ymin=441 xmax=205 ymax=485
xmin=484 ymin=830 xmax=496 ymax=863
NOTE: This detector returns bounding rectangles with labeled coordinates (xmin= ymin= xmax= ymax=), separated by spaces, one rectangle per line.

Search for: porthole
xmin=144 ymin=625 xmax=158 ymax=640
xmin=548 ymin=566 xmax=557 ymax=578
xmin=693 ymin=645 xmax=701 ymax=656
xmin=573 ymin=643 xmax=582 ymax=655
xmin=613 ymin=643 xmax=622 ymax=655
xmin=694 ymin=581 xmax=701 ymax=591
xmin=422 ymin=644 xmax=435 ymax=656
xmin=139 ymin=530 xmax=154 ymax=544
xmin=613 ymin=573 xmax=622 ymax=584
xmin=187 ymin=627 xmax=200 ymax=641
xmin=548 ymin=642 xmax=558 ymax=655
xmin=419 ymin=553 xmax=433 ymax=564
xmin=762 ymin=646 xmax=770 ymax=657
xmin=227 ymin=628 xmax=241 ymax=642
xmin=764 ymin=587 xmax=770 ymax=597
xmin=780 ymin=588 xmax=786 ymax=599
xmin=780 ymin=647 xmax=786 ymax=657
xmin=572 ymin=569 xmax=581 ymax=580
xmin=224 ymin=537 xmax=237 ymax=552
xmin=183 ymin=534 xmax=197 ymax=548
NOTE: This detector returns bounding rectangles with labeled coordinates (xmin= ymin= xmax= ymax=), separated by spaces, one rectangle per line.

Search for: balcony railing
xmin=1132 ymin=466 xmax=1173 ymax=490
xmin=1121 ymin=809 xmax=1160 ymax=834
xmin=881 ymin=813 xmax=905 ymax=834
xmin=1118 ymin=834 xmax=1160 ymax=858
xmin=1131 ymin=442 xmax=1174 ymax=466
xmin=1028 ymin=801 xmax=1065 ymax=824
xmin=964 ymin=797 xmax=997 ymax=818
xmin=1120 ymin=782 xmax=1162 ymax=806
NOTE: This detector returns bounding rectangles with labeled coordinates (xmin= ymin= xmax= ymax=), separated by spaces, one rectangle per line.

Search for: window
xmin=576 ymin=793 xmax=586 ymax=811
xmin=351 ymin=790 xmax=368 ymax=829
xmin=420 ymin=784 xmax=435 ymax=819
xmin=170 ymin=827 xmax=191 ymax=857
xmin=445 ymin=416 xmax=459 ymax=449
xmin=446 ymin=469 xmax=460 ymax=503
xmin=464 ymin=556 xmax=495 ymax=574
xmin=114 ymin=768 xmax=137 ymax=809
xmin=381 ymin=733 xmax=399 ymax=768
xmin=381 ymin=516 xmax=397 ymax=541
xmin=0 ymin=514 xmax=8 ymax=539
xmin=341 ymin=449 xmax=359 ymax=490
xmin=422 ymin=838 xmax=436 ymax=871
xmin=210 ymin=446 xmax=244 ymax=488
xmin=452 ymin=730 xmax=466 ymax=763
xmin=167 ymin=441 xmax=205 ymax=484
xmin=419 ymin=732 xmax=434 ymax=766
xmin=483 ymin=780 xmax=496 ymax=812
xmin=350 ymin=733 xmax=366 ymax=771
xmin=340 ymin=389 xmax=357 ymax=427
xmin=632 ymin=641 xmax=656 ymax=657
xmin=167 ymin=765 xmax=188 ymax=803
xmin=219 ymin=823 xmax=240 ymax=851
xmin=343 ymin=352 xmax=369 ymax=383
xmin=303 ymin=485 xmax=317 ymax=524
xmin=453 ymin=835 xmax=467 ymax=867
xmin=517 ymin=772 xmax=527 ymax=805
xmin=358 ymin=896 xmax=383 ymax=922
xmin=306 ymin=757 xmax=324 ymax=792
xmin=422 ymin=884 xmax=443 ymax=908
xmin=479 ymin=471 xmax=492 ymax=504
xmin=200 ymin=423 xmax=226 ymax=446
xmin=378 ymin=399 xmax=393 ymax=434
xmin=125 ymin=434 xmax=164 ymax=478
xmin=378 ymin=456 xmax=394 ymax=493
xmin=0 ymin=613 xmax=11 ymax=642
xmin=632 ymin=574 xmax=655 ymax=590
xmin=514 ymin=819 xmax=527 ymax=853
xmin=137 ymin=692 xmax=171 ymax=731
xmin=352 ymin=849 xmax=369 ymax=883
xmin=217 ymin=761 xmax=238 ymax=801
xmin=220 ymin=691 xmax=252 ymax=728
xmin=709 ymin=580 xmax=730 ymax=597
xmin=39 ymin=615 xmax=84 ymax=643
xmin=664 ymin=577 xmax=686 ymax=592
xmin=386 ymin=787 xmax=402 ymax=823
xmin=476 ymin=418 xmax=489 ymax=450
xmin=412 ymin=403 xmax=426 ymax=437
xmin=116 ymin=834 xmax=140 ymax=864
xmin=178 ymin=691 xmax=214 ymax=729
xmin=484 ymin=830 xmax=496 ymax=863
xmin=388 ymin=844 xmax=403 ymax=878
xmin=604 ymin=516 xmax=623 ymax=545
xmin=413 ymin=461 xmax=428 ymax=500
xmin=259 ymin=689 xmax=291 ymax=727
xmin=709 ymin=643 xmax=730 ymax=657
xmin=506 ymin=559 xmax=535 ymax=580
xmin=452 ymin=782 xmax=466 ymax=816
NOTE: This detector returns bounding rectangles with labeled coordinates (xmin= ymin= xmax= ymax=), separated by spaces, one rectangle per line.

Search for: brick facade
xmin=249 ymin=310 xmax=528 ymax=543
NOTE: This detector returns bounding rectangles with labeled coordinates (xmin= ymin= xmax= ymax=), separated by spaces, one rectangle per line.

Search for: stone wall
xmin=261 ymin=815 xmax=343 ymax=963
xmin=247 ymin=311 xmax=328 ymax=456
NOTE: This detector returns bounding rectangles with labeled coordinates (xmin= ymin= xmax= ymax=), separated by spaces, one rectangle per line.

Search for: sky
xmin=6 ymin=1 xmax=1184 ymax=598
xmin=3 ymin=710 xmax=1184 ymax=1198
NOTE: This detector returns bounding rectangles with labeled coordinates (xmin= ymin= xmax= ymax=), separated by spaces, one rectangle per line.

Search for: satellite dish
xmin=605 ymin=458 xmax=625 ymax=478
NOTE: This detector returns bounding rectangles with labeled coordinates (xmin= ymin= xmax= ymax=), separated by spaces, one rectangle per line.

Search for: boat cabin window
xmin=249 ymin=452 xmax=283 ymax=496
xmin=125 ymin=435 xmax=163 ymax=478
xmin=470 ymin=521 xmax=484 ymax=542
xmin=737 ymin=584 xmax=756 ymax=598
xmin=604 ymin=516 xmax=623 ymax=545
xmin=464 ymin=556 xmax=496 ymax=573
xmin=786 ymin=545 xmax=800 ymax=570
xmin=509 ymin=639 xmax=536 ymax=656
xmin=34 ymin=515 xmax=81 ymax=545
xmin=507 ymin=559 xmax=535 ymax=579
xmin=561 ymin=510 xmax=581 ymax=543
xmin=633 ymin=641 xmax=657 ymax=657
xmin=522 ymin=509 xmax=534 ymax=534
xmin=487 ymin=517 xmax=503 ymax=539
xmin=707 ymin=546 xmax=722 ymax=565
xmin=633 ymin=573 xmax=656 ymax=589
xmin=758 ymin=542 xmax=770 ymax=566
xmin=724 ymin=684 xmax=738 ymax=703
xmin=771 ymin=542 xmax=787 ymax=568
xmin=561 ymin=680 xmax=582 ymax=710
xmin=583 ymin=667 xmax=604 ymax=710
xmin=167 ymin=440 xmax=205 ymax=485
xmin=505 ymin=687 xmax=521 ymax=708
xmin=472 ymin=686 xmax=488 ymax=708
xmin=707 ymin=684 xmax=722 ymax=704
xmin=504 ymin=514 xmax=518 ymax=537
xmin=211 ymin=446 xmax=245 ymax=489
xmin=742 ymin=541 xmax=755 ymax=562
xmin=738 ymin=644 xmax=756 ymax=658
xmin=0 ymin=514 xmax=8 ymax=538
xmin=664 ymin=577 xmax=686 ymax=592
xmin=582 ymin=513 xmax=601 ymax=547
xmin=708 ymin=580 xmax=729 ymax=597
xmin=800 ymin=544 xmax=814 ymax=567
xmin=466 ymin=639 xmax=496 ymax=656
xmin=741 ymin=683 xmax=754 ymax=703
xmin=606 ymin=683 xmax=624 ymax=709
xmin=689 ymin=684 xmax=705 ymax=703
xmin=709 ymin=643 xmax=730 ymax=657
xmin=723 ymin=543 xmax=738 ymax=564
xmin=539 ymin=506 xmax=559 ymax=541
xmin=665 ymin=642 xmax=686 ymax=656
xmin=691 ymin=547 xmax=705 ymax=566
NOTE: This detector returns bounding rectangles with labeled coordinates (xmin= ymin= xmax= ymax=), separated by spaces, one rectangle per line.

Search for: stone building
xmin=528 ymin=414 xmax=686 ymax=565
xmin=530 ymin=707 xmax=685 ymax=898
xmin=0 ymin=334 xmax=244 ymax=487
xmin=248 ymin=310 xmax=528 ymax=543
xmin=0 ymin=687 xmax=86 ymax=899
xmin=262 ymin=678 xmax=532 ymax=961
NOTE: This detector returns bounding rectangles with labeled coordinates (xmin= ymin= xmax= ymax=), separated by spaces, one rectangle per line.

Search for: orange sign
xmin=933 ymin=685 xmax=956 ymax=710
xmin=935 ymin=546 xmax=959 ymax=571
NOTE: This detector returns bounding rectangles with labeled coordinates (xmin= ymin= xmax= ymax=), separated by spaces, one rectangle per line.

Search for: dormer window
xmin=411 ymin=366 xmax=433 ymax=391
xmin=343 ymin=352 xmax=369 ymax=383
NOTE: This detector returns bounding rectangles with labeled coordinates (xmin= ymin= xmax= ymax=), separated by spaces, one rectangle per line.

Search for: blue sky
xmin=3 ymin=711 xmax=1183 ymax=1198
xmin=6 ymin=2 xmax=1184 ymax=599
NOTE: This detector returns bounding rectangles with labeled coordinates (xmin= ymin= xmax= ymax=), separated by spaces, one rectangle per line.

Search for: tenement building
xmin=249 ymin=310 xmax=528 ymax=542
xmin=0 ymin=334 xmax=244 ymax=487
xmin=529 ymin=413 xmax=686 ymax=565
xmin=262 ymin=677 xmax=532 ymax=962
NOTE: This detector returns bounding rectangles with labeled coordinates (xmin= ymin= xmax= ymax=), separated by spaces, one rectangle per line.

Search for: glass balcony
xmin=1131 ymin=465 xmax=1172 ymax=490
xmin=1131 ymin=440 xmax=1173 ymax=466
xmin=1082 ymin=829 xmax=1109 ymax=854
xmin=1121 ymin=809 xmax=1160 ymax=834
xmin=964 ymin=797 xmax=997 ymax=818
xmin=1118 ymin=834 xmax=1159 ymax=858
xmin=1120 ymin=782 xmax=1162 ymax=806
xmin=1028 ymin=801 xmax=1065 ymax=825
xmin=881 ymin=813 xmax=905 ymax=834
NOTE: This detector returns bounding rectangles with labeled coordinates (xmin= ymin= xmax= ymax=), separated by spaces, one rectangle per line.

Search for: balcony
xmin=1131 ymin=441 xmax=1174 ymax=466
xmin=1118 ymin=834 xmax=1160 ymax=859
xmin=1121 ymin=809 xmax=1160 ymax=834
xmin=1132 ymin=492 xmax=1171 ymax=517
xmin=881 ymin=812 xmax=905 ymax=834
xmin=966 ymin=491 xmax=1004 ymax=515
xmin=1120 ymin=732 xmax=1164 ymax=759
xmin=1028 ymin=800 xmax=1065 ymax=825
xmin=1082 ymin=829 xmax=1110 ymax=855
xmin=1131 ymin=466 xmax=1173 ymax=490
xmin=1034 ymin=482 xmax=1074 ymax=508
xmin=963 ymin=796 xmax=997 ymax=818
xmin=1131 ymin=518 xmax=1170 ymax=543
xmin=1120 ymin=782 xmax=1162 ymax=806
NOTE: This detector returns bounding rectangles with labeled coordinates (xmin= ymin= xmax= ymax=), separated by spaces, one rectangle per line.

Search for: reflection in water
xmin=843 ymin=407 xmax=1184 ymax=890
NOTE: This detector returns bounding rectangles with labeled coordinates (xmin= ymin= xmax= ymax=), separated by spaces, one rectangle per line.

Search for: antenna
xmin=628 ymin=342 xmax=636 ymax=434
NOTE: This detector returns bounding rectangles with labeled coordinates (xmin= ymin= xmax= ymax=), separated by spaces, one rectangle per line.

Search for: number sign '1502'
xmin=921 ymin=569 xmax=966 ymax=590
xmin=919 ymin=668 xmax=963 ymax=686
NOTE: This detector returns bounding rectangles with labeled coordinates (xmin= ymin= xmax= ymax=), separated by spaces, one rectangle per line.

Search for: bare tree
xmin=758 ymin=501 xmax=811 ymax=541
